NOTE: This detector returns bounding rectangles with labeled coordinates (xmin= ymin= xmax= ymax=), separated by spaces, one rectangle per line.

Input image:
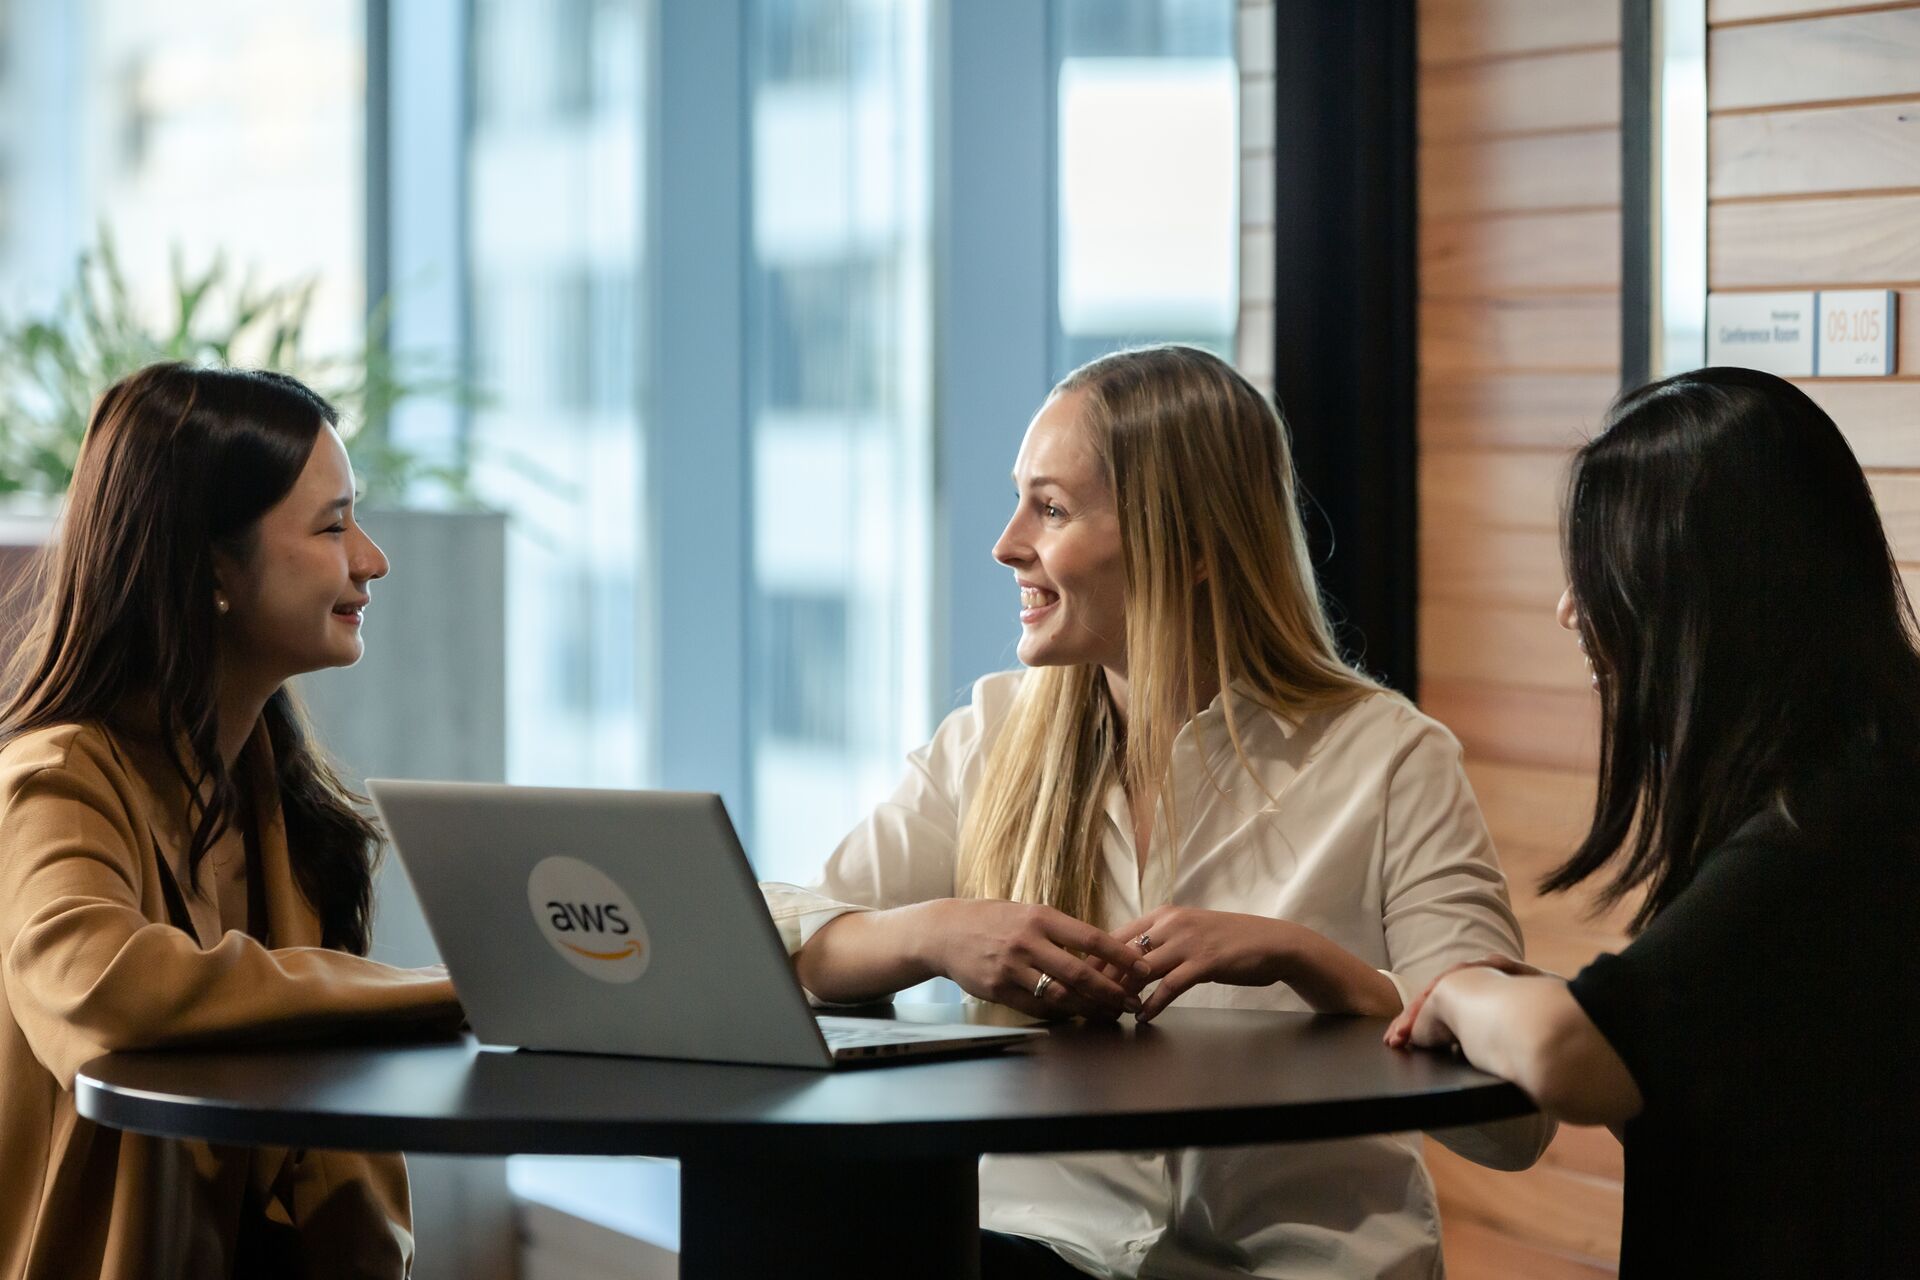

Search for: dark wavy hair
xmin=1542 ymin=366 xmax=1920 ymax=933
xmin=0 ymin=362 xmax=383 ymax=954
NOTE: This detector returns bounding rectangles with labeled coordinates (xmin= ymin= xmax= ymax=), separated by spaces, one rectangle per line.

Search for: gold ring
xmin=1033 ymin=972 xmax=1055 ymax=999
xmin=1134 ymin=932 xmax=1153 ymax=952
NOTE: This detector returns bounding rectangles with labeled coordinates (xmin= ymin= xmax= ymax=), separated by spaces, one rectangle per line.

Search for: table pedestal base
xmin=679 ymin=1153 xmax=980 ymax=1279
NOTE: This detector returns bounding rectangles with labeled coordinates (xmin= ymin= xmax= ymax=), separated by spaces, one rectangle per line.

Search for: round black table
xmin=77 ymin=1003 xmax=1532 ymax=1279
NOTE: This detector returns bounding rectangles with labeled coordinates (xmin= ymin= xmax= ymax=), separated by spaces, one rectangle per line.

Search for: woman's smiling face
xmin=993 ymin=388 xmax=1129 ymax=674
xmin=215 ymin=423 xmax=390 ymax=683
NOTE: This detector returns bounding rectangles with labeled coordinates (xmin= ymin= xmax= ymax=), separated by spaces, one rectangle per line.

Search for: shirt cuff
xmin=1379 ymin=967 xmax=1415 ymax=1010
xmin=759 ymin=881 xmax=873 ymax=954
xmin=757 ymin=883 xmax=882 ymax=1013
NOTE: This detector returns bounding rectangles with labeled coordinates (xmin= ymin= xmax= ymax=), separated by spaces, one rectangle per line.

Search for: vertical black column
xmin=1620 ymin=0 xmax=1655 ymax=392
xmin=1267 ymin=1 xmax=1420 ymax=696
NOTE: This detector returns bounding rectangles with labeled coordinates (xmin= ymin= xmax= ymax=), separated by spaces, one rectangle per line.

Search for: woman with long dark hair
xmin=0 ymin=363 xmax=461 ymax=1279
xmin=1387 ymin=366 xmax=1920 ymax=1274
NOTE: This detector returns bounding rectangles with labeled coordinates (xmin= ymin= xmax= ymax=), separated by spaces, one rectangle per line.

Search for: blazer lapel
xmin=100 ymin=730 xmax=224 ymax=948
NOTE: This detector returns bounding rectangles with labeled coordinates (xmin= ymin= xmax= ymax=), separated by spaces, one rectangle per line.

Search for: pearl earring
xmin=215 ymin=593 xmax=230 ymax=615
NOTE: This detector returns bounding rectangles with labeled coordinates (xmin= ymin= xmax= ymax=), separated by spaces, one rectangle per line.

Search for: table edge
xmin=75 ymin=1070 xmax=1537 ymax=1160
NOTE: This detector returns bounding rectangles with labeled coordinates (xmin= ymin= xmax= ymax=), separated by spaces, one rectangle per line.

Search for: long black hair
xmin=1542 ymin=366 xmax=1920 ymax=933
xmin=0 ymin=363 xmax=384 ymax=954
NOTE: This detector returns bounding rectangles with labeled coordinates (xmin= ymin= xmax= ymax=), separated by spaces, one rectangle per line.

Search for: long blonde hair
xmin=957 ymin=345 xmax=1376 ymax=924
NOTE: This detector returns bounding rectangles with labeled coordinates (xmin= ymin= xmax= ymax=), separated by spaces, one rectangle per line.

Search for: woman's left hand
xmin=1383 ymin=954 xmax=1546 ymax=1051
xmin=1107 ymin=906 xmax=1298 ymax=1022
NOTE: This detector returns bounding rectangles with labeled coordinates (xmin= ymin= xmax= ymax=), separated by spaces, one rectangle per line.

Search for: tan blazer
xmin=0 ymin=721 xmax=462 ymax=1280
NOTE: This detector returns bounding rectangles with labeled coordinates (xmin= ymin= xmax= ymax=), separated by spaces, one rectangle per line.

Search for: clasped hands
xmin=936 ymin=901 xmax=1311 ymax=1023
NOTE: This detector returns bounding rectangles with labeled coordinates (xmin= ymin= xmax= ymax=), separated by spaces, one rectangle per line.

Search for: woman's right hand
xmin=1383 ymin=954 xmax=1549 ymax=1050
xmin=921 ymin=899 xmax=1150 ymax=1020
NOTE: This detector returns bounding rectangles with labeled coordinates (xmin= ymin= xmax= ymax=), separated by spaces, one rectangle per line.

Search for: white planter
xmin=297 ymin=507 xmax=508 ymax=806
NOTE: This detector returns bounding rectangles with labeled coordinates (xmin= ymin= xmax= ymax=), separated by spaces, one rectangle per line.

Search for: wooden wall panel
xmin=1421 ymin=130 xmax=1622 ymax=219
xmin=1420 ymin=374 xmax=1617 ymax=449
xmin=1710 ymin=0 xmax=1919 ymax=23
xmin=1710 ymin=194 xmax=1920 ymax=286
xmin=1420 ymin=50 xmax=1621 ymax=140
xmin=1423 ymin=526 xmax=1564 ymax=605
xmin=1416 ymin=8 xmax=1626 ymax=1272
xmin=1464 ymin=760 xmax=1595 ymax=855
xmin=1422 ymin=210 xmax=1622 ymax=296
xmin=1511 ymin=880 xmax=1635 ymax=950
xmin=1417 ymin=0 xmax=1621 ymax=64
xmin=1421 ymin=449 xmax=1566 ymax=530
xmin=1711 ymin=102 xmax=1920 ymax=199
xmin=1708 ymin=8 xmax=1920 ymax=110
xmin=1800 ymin=378 xmax=1920 ymax=466
xmin=1868 ymin=471 xmax=1920 ymax=560
xmin=1505 ymin=905 xmax=1628 ymax=974
xmin=1421 ymin=603 xmax=1593 ymax=690
xmin=1420 ymin=298 xmax=1622 ymax=373
xmin=1421 ymin=682 xmax=1600 ymax=772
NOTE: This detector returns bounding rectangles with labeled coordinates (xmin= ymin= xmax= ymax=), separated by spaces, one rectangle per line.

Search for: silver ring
xmin=1033 ymin=972 xmax=1055 ymax=999
xmin=1134 ymin=932 xmax=1152 ymax=952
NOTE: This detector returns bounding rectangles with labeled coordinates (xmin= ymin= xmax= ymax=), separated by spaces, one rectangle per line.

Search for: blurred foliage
xmin=0 ymin=235 xmax=476 ymax=506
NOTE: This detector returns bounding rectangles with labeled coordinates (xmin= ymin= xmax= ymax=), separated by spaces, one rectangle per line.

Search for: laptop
xmin=366 ymin=779 xmax=1045 ymax=1068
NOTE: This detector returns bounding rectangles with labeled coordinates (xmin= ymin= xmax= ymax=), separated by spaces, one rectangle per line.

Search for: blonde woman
xmin=761 ymin=345 xmax=1546 ymax=1279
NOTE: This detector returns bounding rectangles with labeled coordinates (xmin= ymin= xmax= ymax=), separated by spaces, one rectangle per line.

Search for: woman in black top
xmin=1385 ymin=366 xmax=1920 ymax=1276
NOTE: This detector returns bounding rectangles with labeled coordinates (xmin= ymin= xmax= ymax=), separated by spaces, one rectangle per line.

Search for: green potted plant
xmin=0 ymin=235 xmax=508 ymax=790
xmin=0 ymin=234 xmax=471 ymax=507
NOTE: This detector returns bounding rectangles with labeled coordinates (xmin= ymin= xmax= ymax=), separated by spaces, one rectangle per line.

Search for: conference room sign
xmin=1706 ymin=289 xmax=1897 ymax=378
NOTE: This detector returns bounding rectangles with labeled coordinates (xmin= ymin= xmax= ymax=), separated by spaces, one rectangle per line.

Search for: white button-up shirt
xmin=762 ymin=672 xmax=1549 ymax=1279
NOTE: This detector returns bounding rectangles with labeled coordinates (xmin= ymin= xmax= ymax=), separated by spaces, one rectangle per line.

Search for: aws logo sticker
xmin=526 ymin=856 xmax=651 ymax=984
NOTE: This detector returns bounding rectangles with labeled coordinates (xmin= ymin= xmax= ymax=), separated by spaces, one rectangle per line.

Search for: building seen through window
xmin=1054 ymin=0 xmax=1238 ymax=377
xmin=0 ymin=0 xmax=363 ymax=350
xmin=467 ymin=0 xmax=648 ymax=787
xmin=746 ymin=0 xmax=933 ymax=887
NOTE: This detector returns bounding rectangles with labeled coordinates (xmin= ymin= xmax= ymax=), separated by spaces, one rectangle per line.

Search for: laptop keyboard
xmin=813 ymin=1015 xmax=1041 ymax=1061
xmin=817 ymin=1018 xmax=943 ymax=1046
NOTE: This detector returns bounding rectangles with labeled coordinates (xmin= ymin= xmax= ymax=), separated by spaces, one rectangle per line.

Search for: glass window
xmin=466 ymin=0 xmax=648 ymax=787
xmin=0 ymin=0 xmax=364 ymax=350
xmin=1053 ymin=0 xmax=1238 ymax=377
xmin=744 ymin=0 xmax=932 ymax=887
xmin=760 ymin=591 xmax=851 ymax=746
xmin=759 ymin=258 xmax=894 ymax=413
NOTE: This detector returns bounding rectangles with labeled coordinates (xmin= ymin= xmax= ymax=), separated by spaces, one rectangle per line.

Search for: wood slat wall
xmin=1415 ymin=2 xmax=1628 ymax=1273
xmin=1708 ymin=7 xmax=1920 ymax=110
xmin=1418 ymin=3 xmax=1920 ymax=1274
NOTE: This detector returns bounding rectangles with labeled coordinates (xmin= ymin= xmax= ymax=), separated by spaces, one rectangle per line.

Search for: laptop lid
xmin=368 ymin=780 xmax=838 ymax=1068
